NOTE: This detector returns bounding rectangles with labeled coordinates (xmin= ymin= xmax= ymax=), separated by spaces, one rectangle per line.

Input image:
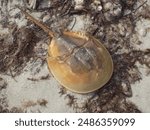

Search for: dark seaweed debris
xmin=0 ymin=27 xmax=38 ymax=76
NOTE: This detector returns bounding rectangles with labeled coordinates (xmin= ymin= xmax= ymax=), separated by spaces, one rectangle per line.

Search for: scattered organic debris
xmin=37 ymin=99 xmax=48 ymax=107
xmin=22 ymin=100 xmax=37 ymax=108
xmin=65 ymin=94 xmax=77 ymax=107
xmin=27 ymin=74 xmax=50 ymax=81
xmin=27 ymin=77 xmax=39 ymax=81
xmin=0 ymin=27 xmax=38 ymax=76
xmin=59 ymin=87 xmax=67 ymax=96
xmin=0 ymin=77 xmax=8 ymax=113
xmin=0 ymin=96 xmax=9 ymax=113
xmin=22 ymin=99 xmax=48 ymax=109
xmin=9 ymin=107 xmax=23 ymax=113
xmin=40 ymin=74 xmax=50 ymax=80
xmin=0 ymin=77 xmax=7 ymax=90
xmin=0 ymin=0 xmax=150 ymax=112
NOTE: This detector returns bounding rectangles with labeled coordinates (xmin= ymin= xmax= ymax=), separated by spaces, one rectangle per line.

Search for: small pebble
xmin=104 ymin=2 xmax=112 ymax=11
xmin=97 ymin=6 xmax=102 ymax=11
xmin=74 ymin=0 xmax=84 ymax=10
xmin=43 ymin=15 xmax=50 ymax=23
xmin=121 ymin=82 xmax=132 ymax=97
xmin=138 ymin=28 xmax=147 ymax=37
xmin=113 ymin=7 xmax=122 ymax=16
xmin=93 ymin=0 xmax=101 ymax=5
xmin=74 ymin=5 xmax=84 ymax=10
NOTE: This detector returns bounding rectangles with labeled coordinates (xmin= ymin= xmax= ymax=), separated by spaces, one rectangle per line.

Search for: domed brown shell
xmin=47 ymin=31 xmax=113 ymax=93
xmin=17 ymin=7 xmax=113 ymax=93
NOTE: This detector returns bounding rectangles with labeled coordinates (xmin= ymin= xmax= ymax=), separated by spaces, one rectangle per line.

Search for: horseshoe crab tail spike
xmin=16 ymin=6 xmax=54 ymax=38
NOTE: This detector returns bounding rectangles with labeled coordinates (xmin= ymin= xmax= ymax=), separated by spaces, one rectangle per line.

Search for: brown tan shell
xmin=18 ymin=7 xmax=113 ymax=93
xmin=47 ymin=31 xmax=113 ymax=93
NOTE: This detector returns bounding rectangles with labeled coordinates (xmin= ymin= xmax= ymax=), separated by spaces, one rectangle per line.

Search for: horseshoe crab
xmin=18 ymin=7 xmax=113 ymax=93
